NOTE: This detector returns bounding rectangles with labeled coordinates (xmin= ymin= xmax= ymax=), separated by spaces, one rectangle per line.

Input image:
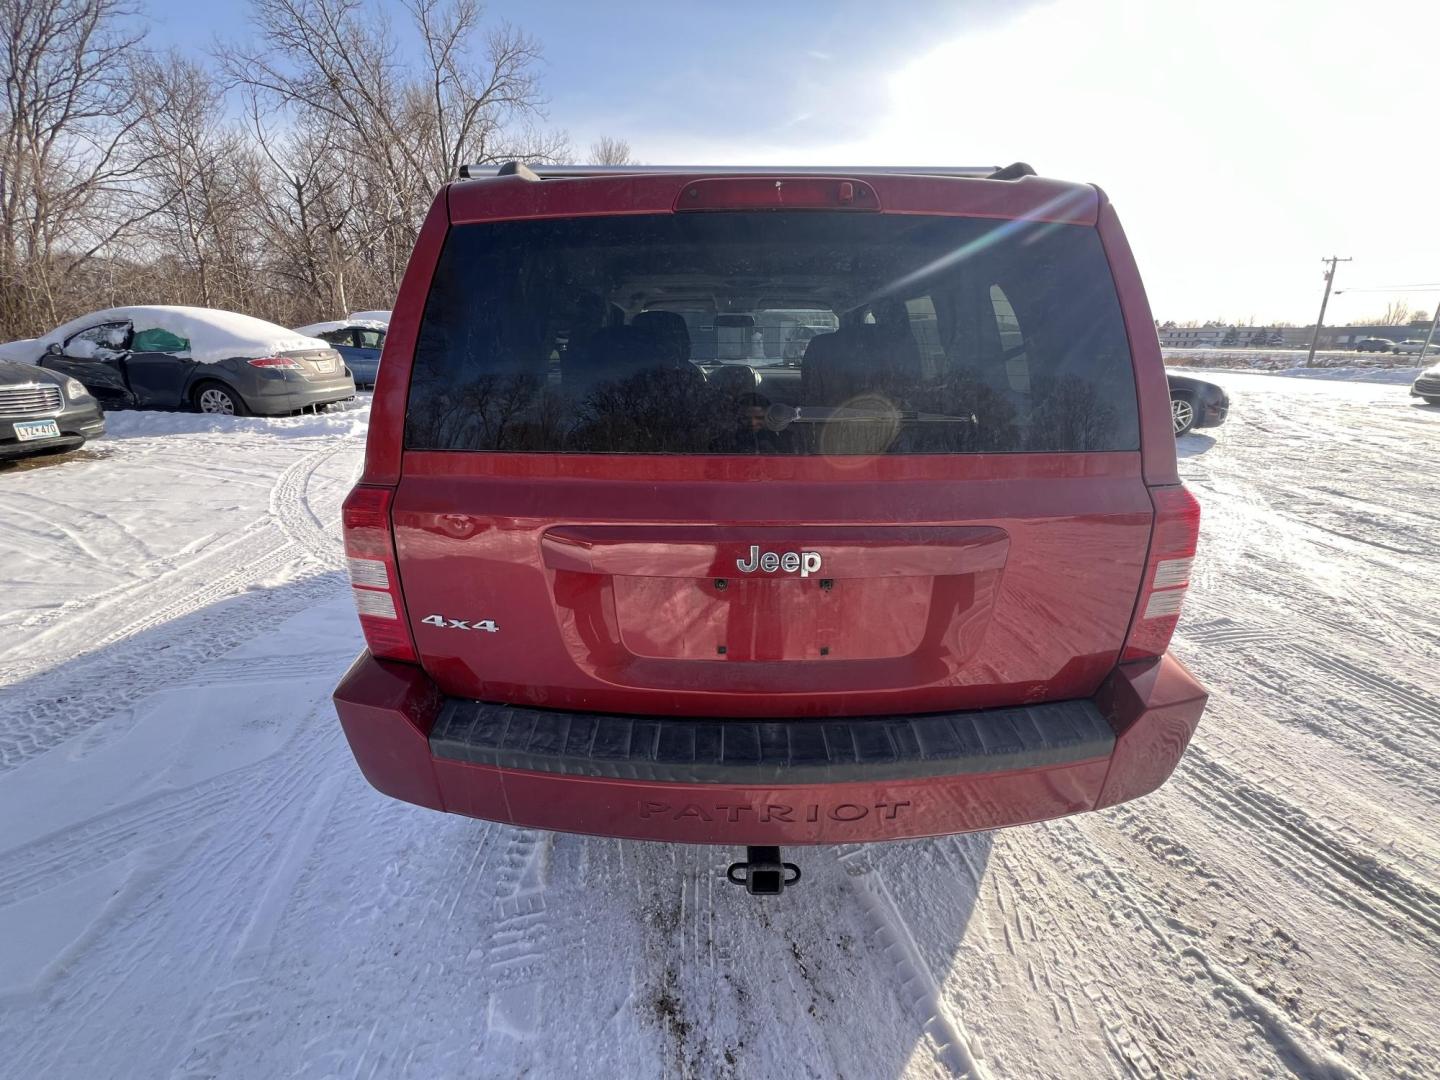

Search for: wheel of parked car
xmin=1171 ymin=393 xmax=1196 ymax=435
xmin=194 ymin=381 xmax=247 ymax=416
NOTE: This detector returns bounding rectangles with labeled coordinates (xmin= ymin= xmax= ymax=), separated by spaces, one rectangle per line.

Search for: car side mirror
xmin=45 ymin=342 xmax=62 ymax=356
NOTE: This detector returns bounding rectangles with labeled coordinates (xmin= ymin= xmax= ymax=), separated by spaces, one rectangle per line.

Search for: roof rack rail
xmin=988 ymin=161 xmax=1036 ymax=180
xmin=458 ymin=163 xmax=1024 ymax=181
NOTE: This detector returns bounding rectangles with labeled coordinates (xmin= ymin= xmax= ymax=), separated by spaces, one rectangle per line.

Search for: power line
xmin=1332 ymin=285 xmax=1440 ymax=294
xmin=1306 ymin=256 xmax=1351 ymax=367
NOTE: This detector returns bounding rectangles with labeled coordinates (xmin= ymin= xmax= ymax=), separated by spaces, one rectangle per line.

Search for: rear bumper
xmin=332 ymin=653 xmax=1207 ymax=845
xmin=343 ymin=359 xmax=380 ymax=385
xmin=247 ymin=373 xmax=356 ymax=414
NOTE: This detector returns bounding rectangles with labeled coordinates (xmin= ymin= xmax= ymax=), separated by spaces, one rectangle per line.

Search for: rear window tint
xmin=405 ymin=212 xmax=1138 ymax=455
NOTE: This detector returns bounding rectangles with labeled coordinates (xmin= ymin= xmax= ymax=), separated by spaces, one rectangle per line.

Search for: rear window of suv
xmin=405 ymin=211 xmax=1138 ymax=455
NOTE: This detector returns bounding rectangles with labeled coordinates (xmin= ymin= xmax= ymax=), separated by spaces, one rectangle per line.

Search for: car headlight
xmin=63 ymin=377 xmax=90 ymax=401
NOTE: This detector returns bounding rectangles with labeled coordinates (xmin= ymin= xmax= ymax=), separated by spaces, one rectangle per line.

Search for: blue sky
xmin=149 ymin=0 xmax=1440 ymax=325
xmin=155 ymin=1 xmax=1018 ymax=151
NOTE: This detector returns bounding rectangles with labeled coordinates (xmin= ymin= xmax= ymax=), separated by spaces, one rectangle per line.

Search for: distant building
xmin=1158 ymin=326 xmax=1297 ymax=348
xmin=1159 ymin=322 xmax=1430 ymax=349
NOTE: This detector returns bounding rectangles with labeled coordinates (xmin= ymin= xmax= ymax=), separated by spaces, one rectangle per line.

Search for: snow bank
xmin=29 ymin=306 xmax=330 ymax=364
xmin=1257 ymin=365 xmax=1425 ymax=385
xmin=100 ymin=398 xmax=370 ymax=440
xmin=1166 ymin=347 xmax=1428 ymax=385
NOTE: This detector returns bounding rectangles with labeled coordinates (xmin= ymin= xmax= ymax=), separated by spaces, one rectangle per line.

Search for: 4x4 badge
xmin=735 ymin=545 xmax=822 ymax=578
xmin=421 ymin=614 xmax=499 ymax=632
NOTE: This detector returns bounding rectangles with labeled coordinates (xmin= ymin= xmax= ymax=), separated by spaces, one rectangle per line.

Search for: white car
xmin=1392 ymin=339 xmax=1434 ymax=356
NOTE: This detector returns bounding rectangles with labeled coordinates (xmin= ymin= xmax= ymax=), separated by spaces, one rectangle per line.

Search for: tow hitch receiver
xmin=726 ymin=846 xmax=802 ymax=895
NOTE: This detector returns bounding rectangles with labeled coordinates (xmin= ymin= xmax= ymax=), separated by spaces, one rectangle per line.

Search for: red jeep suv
xmin=333 ymin=163 xmax=1207 ymax=884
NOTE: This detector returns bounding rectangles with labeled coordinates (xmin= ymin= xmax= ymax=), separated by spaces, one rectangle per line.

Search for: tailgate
xmin=393 ymin=452 xmax=1151 ymax=718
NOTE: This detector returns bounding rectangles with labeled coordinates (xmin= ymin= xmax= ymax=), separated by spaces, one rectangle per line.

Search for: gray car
xmin=8 ymin=305 xmax=356 ymax=416
xmin=0 ymin=357 xmax=105 ymax=460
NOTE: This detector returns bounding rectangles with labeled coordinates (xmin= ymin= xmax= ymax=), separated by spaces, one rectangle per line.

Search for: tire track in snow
xmin=0 ymin=555 xmax=339 ymax=770
xmin=0 ymin=488 xmax=154 ymax=570
xmin=268 ymin=437 xmax=350 ymax=571
xmin=2 ymin=437 xmax=350 ymax=663
xmin=165 ymin=795 xmax=503 ymax=1080
xmin=1037 ymin=818 xmax=1368 ymax=1080
xmin=837 ymin=845 xmax=993 ymax=1079
xmin=1175 ymin=605 xmax=1440 ymax=802
xmin=1288 ymin=644 xmax=1440 ymax=729
xmin=1185 ymin=689 xmax=1440 ymax=883
xmin=1182 ymin=750 xmax=1440 ymax=944
xmin=234 ymin=774 xmax=345 ymax=958
xmin=0 ymin=694 xmax=342 ymax=906
xmin=0 ymin=772 xmax=254 ymax=904
xmin=989 ymin=837 xmax=1170 ymax=1079
xmin=4 ymin=713 xmax=343 ymax=1078
xmin=0 ymin=516 xmax=273 ymax=648
xmin=0 ymin=441 xmax=353 ymax=772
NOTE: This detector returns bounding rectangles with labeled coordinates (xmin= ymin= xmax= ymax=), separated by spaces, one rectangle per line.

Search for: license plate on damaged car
xmin=14 ymin=419 xmax=60 ymax=442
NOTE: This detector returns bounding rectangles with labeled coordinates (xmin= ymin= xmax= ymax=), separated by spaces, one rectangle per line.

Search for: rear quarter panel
xmin=364 ymin=196 xmax=450 ymax=485
xmin=1096 ymin=197 xmax=1178 ymax=486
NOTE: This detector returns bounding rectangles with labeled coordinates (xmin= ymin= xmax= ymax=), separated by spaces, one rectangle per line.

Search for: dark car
xmin=332 ymin=163 xmax=1208 ymax=891
xmin=1166 ymin=372 xmax=1229 ymax=435
xmin=0 ymin=358 xmax=105 ymax=460
xmin=294 ymin=319 xmax=387 ymax=388
xmin=1354 ymin=337 xmax=1396 ymax=353
xmin=4 ymin=306 xmax=355 ymax=416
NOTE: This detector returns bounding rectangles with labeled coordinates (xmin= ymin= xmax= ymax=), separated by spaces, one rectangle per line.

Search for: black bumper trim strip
xmin=428 ymin=697 xmax=1115 ymax=784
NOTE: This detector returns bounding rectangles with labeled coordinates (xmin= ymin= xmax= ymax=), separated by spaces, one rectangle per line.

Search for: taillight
xmin=248 ymin=356 xmax=299 ymax=368
xmin=342 ymin=485 xmax=417 ymax=663
xmin=1122 ymin=485 xmax=1201 ymax=662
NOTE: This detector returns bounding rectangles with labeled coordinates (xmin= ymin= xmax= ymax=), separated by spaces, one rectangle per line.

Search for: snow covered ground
xmin=1 ymin=376 xmax=1437 ymax=1079
xmin=1164 ymin=347 xmax=1430 ymax=385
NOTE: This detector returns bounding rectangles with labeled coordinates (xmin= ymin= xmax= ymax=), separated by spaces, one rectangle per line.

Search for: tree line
xmin=0 ymin=0 xmax=631 ymax=342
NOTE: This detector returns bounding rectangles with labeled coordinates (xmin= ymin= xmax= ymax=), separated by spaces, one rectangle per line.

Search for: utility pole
xmin=1418 ymin=299 xmax=1440 ymax=366
xmin=1306 ymin=255 xmax=1352 ymax=367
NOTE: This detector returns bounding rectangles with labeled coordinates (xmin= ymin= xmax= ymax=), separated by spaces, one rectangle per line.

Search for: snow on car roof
xmin=294 ymin=318 xmax=389 ymax=336
xmin=35 ymin=306 xmax=330 ymax=364
xmin=346 ymin=310 xmax=391 ymax=324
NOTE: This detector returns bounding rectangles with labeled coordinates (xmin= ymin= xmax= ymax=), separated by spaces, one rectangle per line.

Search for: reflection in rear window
xmin=405 ymin=212 xmax=1138 ymax=454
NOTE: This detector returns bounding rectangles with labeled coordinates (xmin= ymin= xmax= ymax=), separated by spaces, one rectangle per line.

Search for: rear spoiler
xmin=458 ymin=162 xmax=1037 ymax=181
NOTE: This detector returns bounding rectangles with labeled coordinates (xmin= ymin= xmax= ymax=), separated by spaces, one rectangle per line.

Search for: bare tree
xmin=222 ymin=0 xmax=566 ymax=308
xmin=0 ymin=0 xmax=168 ymax=337
xmin=1379 ymin=298 xmax=1412 ymax=325
xmin=244 ymin=99 xmax=367 ymax=321
xmin=133 ymin=53 xmax=259 ymax=309
xmin=0 ymin=0 xmax=576 ymax=337
xmin=588 ymin=135 xmax=634 ymax=165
